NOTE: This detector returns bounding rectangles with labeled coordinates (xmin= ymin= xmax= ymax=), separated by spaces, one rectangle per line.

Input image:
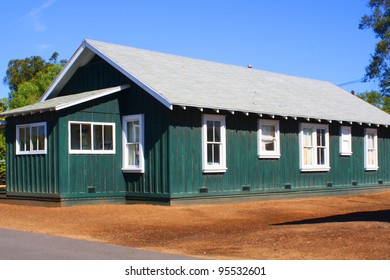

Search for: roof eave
xmin=40 ymin=41 xmax=93 ymax=102
xmin=171 ymin=103 xmax=390 ymax=127
xmin=54 ymin=84 xmax=130 ymax=111
xmin=84 ymin=40 xmax=173 ymax=110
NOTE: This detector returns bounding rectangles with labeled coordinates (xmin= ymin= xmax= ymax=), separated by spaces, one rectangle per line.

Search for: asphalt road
xmin=0 ymin=228 xmax=198 ymax=260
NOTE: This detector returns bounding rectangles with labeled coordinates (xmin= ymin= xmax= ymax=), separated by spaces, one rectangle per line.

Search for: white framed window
xmin=16 ymin=122 xmax=47 ymax=155
xmin=258 ymin=119 xmax=280 ymax=158
xmin=202 ymin=114 xmax=227 ymax=173
xmin=69 ymin=121 xmax=115 ymax=154
xmin=364 ymin=128 xmax=378 ymax=171
xmin=122 ymin=114 xmax=144 ymax=173
xmin=340 ymin=126 xmax=352 ymax=156
xmin=299 ymin=123 xmax=330 ymax=172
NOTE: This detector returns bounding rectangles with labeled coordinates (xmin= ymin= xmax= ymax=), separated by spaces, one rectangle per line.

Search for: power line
xmin=337 ymin=79 xmax=362 ymax=87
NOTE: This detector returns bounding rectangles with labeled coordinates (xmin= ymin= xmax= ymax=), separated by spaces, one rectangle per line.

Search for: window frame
xmin=68 ymin=121 xmax=116 ymax=155
xmin=122 ymin=114 xmax=144 ymax=173
xmin=364 ymin=128 xmax=378 ymax=171
xmin=16 ymin=122 xmax=47 ymax=155
xmin=257 ymin=119 xmax=281 ymax=159
xmin=299 ymin=123 xmax=330 ymax=172
xmin=201 ymin=114 xmax=227 ymax=173
xmin=339 ymin=126 xmax=352 ymax=156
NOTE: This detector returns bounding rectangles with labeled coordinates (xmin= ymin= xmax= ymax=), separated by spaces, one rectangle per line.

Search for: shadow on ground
xmin=273 ymin=209 xmax=390 ymax=226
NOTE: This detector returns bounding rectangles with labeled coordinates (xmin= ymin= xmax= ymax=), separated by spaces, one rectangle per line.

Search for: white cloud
xmin=26 ymin=0 xmax=57 ymax=32
xmin=35 ymin=44 xmax=53 ymax=51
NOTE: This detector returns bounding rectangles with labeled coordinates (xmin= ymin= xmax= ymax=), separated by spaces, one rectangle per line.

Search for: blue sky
xmin=0 ymin=0 xmax=379 ymax=99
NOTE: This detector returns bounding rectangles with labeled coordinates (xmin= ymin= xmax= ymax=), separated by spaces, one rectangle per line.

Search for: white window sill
xmin=258 ymin=153 xmax=281 ymax=159
xmin=16 ymin=151 xmax=47 ymax=155
xmin=69 ymin=150 xmax=116 ymax=155
xmin=202 ymin=167 xmax=227 ymax=174
xmin=122 ymin=168 xmax=144 ymax=173
xmin=300 ymin=166 xmax=331 ymax=172
xmin=340 ymin=152 xmax=352 ymax=156
xmin=365 ymin=166 xmax=379 ymax=171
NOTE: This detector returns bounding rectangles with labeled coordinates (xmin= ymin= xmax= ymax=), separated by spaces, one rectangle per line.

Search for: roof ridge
xmin=85 ymin=39 xmax=331 ymax=85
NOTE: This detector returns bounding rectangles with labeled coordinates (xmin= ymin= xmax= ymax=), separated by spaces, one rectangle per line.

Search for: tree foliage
xmin=3 ymin=52 xmax=66 ymax=109
xmin=3 ymin=56 xmax=46 ymax=92
xmin=357 ymin=90 xmax=390 ymax=113
xmin=8 ymin=64 xmax=62 ymax=109
xmin=359 ymin=0 xmax=390 ymax=93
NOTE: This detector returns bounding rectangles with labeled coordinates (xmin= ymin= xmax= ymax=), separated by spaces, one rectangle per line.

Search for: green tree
xmin=3 ymin=56 xmax=46 ymax=92
xmin=8 ymin=64 xmax=62 ymax=109
xmin=359 ymin=0 xmax=390 ymax=93
xmin=357 ymin=90 xmax=390 ymax=113
xmin=3 ymin=52 xmax=66 ymax=109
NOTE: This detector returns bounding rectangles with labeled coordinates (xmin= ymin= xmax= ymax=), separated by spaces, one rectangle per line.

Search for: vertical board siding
xmin=56 ymin=56 xmax=172 ymax=199
xmin=6 ymin=112 xmax=60 ymax=195
xmin=58 ymin=98 xmax=124 ymax=198
xmin=168 ymin=109 xmax=390 ymax=197
xmin=60 ymin=56 xmax=129 ymax=96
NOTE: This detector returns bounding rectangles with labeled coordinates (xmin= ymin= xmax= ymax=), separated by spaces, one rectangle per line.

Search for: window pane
xmin=127 ymin=143 xmax=139 ymax=166
xmin=303 ymin=147 xmax=313 ymax=165
xmin=207 ymin=121 xmax=214 ymax=142
xmin=104 ymin=125 xmax=113 ymax=150
xmin=127 ymin=121 xmax=139 ymax=143
xmin=262 ymin=125 xmax=275 ymax=140
xmin=262 ymin=125 xmax=276 ymax=151
xmin=264 ymin=141 xmax=275 ymax=151
xmin=303 ymin=128 xmax=313 ymax=146
xmin=31 ymin=126 xmax=38 ymax=150
xmin=317 ymin=147 xmax=325 ymax=165
xmin=317 ymin=129 xmax=325 ymax=146
xmin=342 ymin=139 xmax=349 ymax=152
xmin=368 ymin=133 xmax=375 ymax=149
xmin=19 ymin=127 xmax=26 ymax=152
xmin=134 ymin=121 xmax=140 ymax=142
xmin=81 ymin=124 xmax=91 ymax=150
xmin=38 ymin=126 xmax=45 ymax=150
xmin=214 ymin=121 xmax=221 ymax=142
xmin=71 ymin=124 xmax=80 ymax=150
xmin=93 ymin=125 xmax=103 ymax=150
xmin=127 ymin=122 xmax=133 ymax=143
xmin=213 ymin=144 xmax=220 ymax=164
xmin=207 ymin=143 xmax=213 ymax=164
xmin=368 ymin=150 xmax=374 ymax=165
xmin=25 ymin=127 xmax=30 ymax=151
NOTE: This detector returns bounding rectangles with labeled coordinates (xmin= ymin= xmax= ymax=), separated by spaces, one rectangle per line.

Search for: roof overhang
xmin=0 ymin=84 xmax=130 ymax=118
xmin=39 ymin=40 xmax=173 ymax=110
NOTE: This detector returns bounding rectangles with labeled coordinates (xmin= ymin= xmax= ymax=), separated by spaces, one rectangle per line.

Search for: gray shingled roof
xmin=8 ymin=39 xmax=390 ymax=126
xmin=0 ymin=85 xmax=129 ymax=117
xmin=83 ymin=40 xmax=390 ymax=126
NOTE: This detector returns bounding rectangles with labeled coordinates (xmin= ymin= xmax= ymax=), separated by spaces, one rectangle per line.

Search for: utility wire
xmin=337 ymin=79 xmax=362 ymax=87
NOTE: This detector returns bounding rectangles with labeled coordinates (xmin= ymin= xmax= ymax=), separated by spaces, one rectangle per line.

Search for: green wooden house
xmin=2 ymin=39 xmax=390 ymax=205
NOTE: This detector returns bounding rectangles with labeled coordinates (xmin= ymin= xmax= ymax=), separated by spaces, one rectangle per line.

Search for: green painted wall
xmin=168 ymin=108 xmax=390 ymax=198
xmin=6 ymin=112 xmax=60 ymax=197
xmin=55 ymin=55 xmax=172 ymax=200
xmin=59 ymin=55 xmax=129 ymax=96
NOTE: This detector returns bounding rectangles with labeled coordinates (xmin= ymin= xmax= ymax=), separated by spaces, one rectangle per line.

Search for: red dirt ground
xmin=0 ymin=190 xmax=389 ymax=259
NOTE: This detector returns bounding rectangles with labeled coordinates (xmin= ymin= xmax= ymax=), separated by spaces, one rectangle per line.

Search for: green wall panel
xmin=6 ymin=112 xmax=60 ymax=196
xmin=168 ymin=109 xmax=390 ymax=197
